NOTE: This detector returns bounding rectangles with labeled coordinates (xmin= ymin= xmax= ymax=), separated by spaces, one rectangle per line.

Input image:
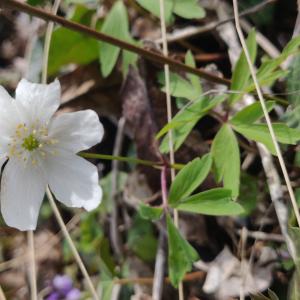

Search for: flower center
xmin=22 ymin=133 xmax=40 ymax=151
xmin=8 ymin=122 xmax=58 ymax=166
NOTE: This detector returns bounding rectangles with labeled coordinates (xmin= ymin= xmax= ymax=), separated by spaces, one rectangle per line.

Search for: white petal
xmin=46 ymin=153 xmax=102 ymax=211
xmin=0 ymin=87 xmax=21 ymax=136
xmin=15 ymin=79 xmax=61 ymax=124
xmin=0 ymin=86 xmax=14 ymax=105
xmin=1 ymin=159 xmax=47 ymax=231
xmin=48 ymin=110 xmax=104 ymax=153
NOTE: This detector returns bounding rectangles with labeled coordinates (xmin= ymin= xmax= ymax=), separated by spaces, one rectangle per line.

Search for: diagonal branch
xmin=0 ymin=0 xmax=230 ymax=86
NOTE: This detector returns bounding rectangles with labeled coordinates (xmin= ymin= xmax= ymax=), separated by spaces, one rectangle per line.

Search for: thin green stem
xmin=80 ymin=152 xmax=184 ymax=170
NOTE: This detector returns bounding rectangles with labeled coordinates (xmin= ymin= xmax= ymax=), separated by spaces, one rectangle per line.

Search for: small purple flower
xmin=46 ymin=275 xmax=81 ymax=300
xmin=46 ymin=291 xmax=60 ymax=300
xmin=66 ymin=288 xmax=81 ymax=300
xmin=53 ymin=275 xmax=73 ymax=294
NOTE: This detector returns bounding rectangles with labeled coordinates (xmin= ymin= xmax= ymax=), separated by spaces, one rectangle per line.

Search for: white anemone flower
xmin=0 ymin=79 xmax=104 ymax=231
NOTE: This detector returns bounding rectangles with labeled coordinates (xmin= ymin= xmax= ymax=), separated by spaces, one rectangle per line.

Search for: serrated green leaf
xmin=167 ymin=214 xmax=199 ymax=287
xmin=211 ymin=124 xmax=240 ymax=197
xmin=233 ymin=123 xmax=300 ymax=155
xmin=257 ymin=36 xmax=300 ymax=81
xmin=138 ymin=203 xmax=163 ymax=221
xmin=168 ymin=153 xmax=212 ymax=204
xmin=230 ymin=101 xmax=275 ymax=125
xmin=99 ymin=1 xmax=132 ymax=77
xmin=48 ymin=6 xmax=98 ymax=75
xmin=173 ymin=188 xmax=244 ymax=215
xmin=244 ymin=69 xmax=289 ymax=95
xmin=159 ymin=95 xmax=226 ymax=153
xmin=173 ymin=0 xmax=205 ymax=19
xmin=229 ymin=29 xmax=257 ymax=105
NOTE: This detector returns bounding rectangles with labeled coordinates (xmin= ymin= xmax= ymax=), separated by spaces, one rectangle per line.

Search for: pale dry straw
xmin=158 ymin=0 xmax=183 ymax=299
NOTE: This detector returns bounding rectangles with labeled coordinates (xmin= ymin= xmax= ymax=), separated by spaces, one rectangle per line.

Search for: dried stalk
xmin=27 ymin=231 xmax=37 ymax=300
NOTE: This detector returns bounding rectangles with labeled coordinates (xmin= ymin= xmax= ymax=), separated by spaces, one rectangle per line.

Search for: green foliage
xmin=27 ymin=0 xmax=46 ymax=5
xmin=168 ymin=153 xmax=212 ymax=204
xmin=211 ymin=124 xmax=240 ymax=197
xmin=283 ymin=54 xmax=300 ymax=129
xmin=48 ymin=5 xmax=98 ymax=75
xmin=230 ymin=101 xmax=275 ymax=125
xmin=99 ymin=171 xmax=128 ymax=215
xmin=98 ymin=1 xmax=137 ymax=77
xmin=173 ymin=188 xmax=244 ymax=216
xmin=136 ymin=0 xmax=205 ymax=24
xmin=228 ymin=29 xmax=257 ymax=105
xmin=159 ymin=51 xmax=202 ymax=102
xmin=257 ymin=36 xmax=300 ymax=81
xmin=239 ymin=173 xmax=258 ymax=216
xmin=79 ymin=212 xmax=103 ymax=253
xmin=166 ymin=214 xmax=199 ymax=287
xmin=232 ymin=123 xmax=300 ymax=155
xmin=159 ymin=95 xmax=226 ymax=153
xmin=127 ymin=215 xmax=158 ymax=262
xmin=138 ymin=203 xmax=163 ymax=221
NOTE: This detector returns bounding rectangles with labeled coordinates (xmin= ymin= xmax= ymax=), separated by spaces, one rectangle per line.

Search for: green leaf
xmin=159 ymin=51 xmax=202 ymax=102
xmin=168 ymin=153 xmax=212 ymax=204
xmin=138 ymin=203 xmax=163 ymax=221
xmin=173 ymin=188 xmax=244 ymax=216
xmin=257 ymin=36 xmax=300 ymax=81
xmin=167 ymin=214 xmax=199 ymax=287
xmin=159 ymin=95 xmax=226 ymax=153
xmin=48 ymin=6 xmax=98 ymax=75
xmin=185 ymin=50 xmax=202 ymax=96
xmin=283 ymin=54 xmax=300 ymax=129
xmin=136 ymin=0 xmax=173 ymax=23
xmin=233 ymin=123 xmax=300 ymax=155
xmin=244 ymin=69 xmax=289 ymax=95
xmin=136 ymin=0 xmax=205 ymax=23
xmin=99 ymin=1 xmax=132 ymax=77
xmin=239 ymin=173 xmax=258 ymax=216
xmin=231 ymin=101 xmax=275 ymax=125
xmin=228 ymin=29 xmax=257 ymax=105
xmin=159 ymin=72 xmax=200 ymax=101
xmin=173 ymin=0 xmax=205 ymax=19
xmin=122 ymin=49 xmax=138 ymax=76
xmin=127 ymin=215 xmax=158 ymax=262
xmin=211 ymin=124 xmax=240 ymax=197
